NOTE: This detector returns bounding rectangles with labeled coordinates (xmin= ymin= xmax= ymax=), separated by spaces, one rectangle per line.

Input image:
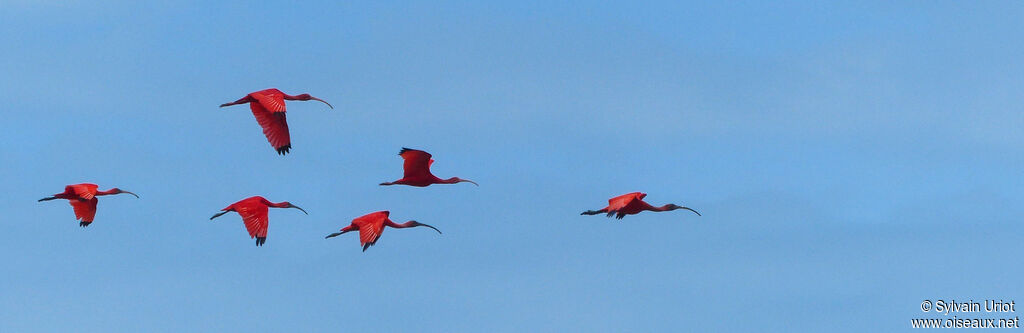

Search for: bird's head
xmin=409 ymin=220 xmax=443 ymax=234
xmin=282 ymin=202 xmax=308 ymax=215
xmin=294 ymin=94 xmax=333 ymax=109
xmin=111 ymin=188 xmax=139 ymax=198
xmin=448 ymin=177 xmax=479 ymax=186
xmin=664 ymin=204 xmax=701 ymax=216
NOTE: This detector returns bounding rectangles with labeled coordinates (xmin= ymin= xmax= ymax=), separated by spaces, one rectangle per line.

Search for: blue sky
xmin=1 ymin=1 xmax=1022 ymax=331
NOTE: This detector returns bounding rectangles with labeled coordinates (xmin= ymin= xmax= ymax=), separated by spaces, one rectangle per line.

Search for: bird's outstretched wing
xmin=235 ymin=203 xmax=270 ymax=242
xmin=69 ymin=184 xmax=98 ymax=200
xmin=607 ymin=192 xmax=644 ymax=212
xmin=399 ymin=148 xmax=433 ymax=180
xmin=249 ymin=90 xmax=288 ymax=112
xmin=249 ymin=102 xmax=292 ymax=154
xmin=354 ymin=211 xmax=389 ymax=251
xmin=69 ymin=198 xmax=98 ymax=226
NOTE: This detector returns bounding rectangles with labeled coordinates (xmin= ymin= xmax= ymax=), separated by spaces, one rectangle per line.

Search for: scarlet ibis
xmin=379 ymin=148 xmax=478 ymax=187
xmin=209 ymin=196 xmax=307 ymax=246
xmin=38 ymin=183 xmax=139 ymax=227
xmin=219 ymin=88 xmax=333 ymax=155
xmin=581 ymin=192 xmax=700 ymax=219
xmin=325 ymin=211 xmax=441 ymax=252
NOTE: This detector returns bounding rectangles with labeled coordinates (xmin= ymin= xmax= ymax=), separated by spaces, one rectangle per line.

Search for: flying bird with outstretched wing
xmin=581 ymin=192 xmax=700 ymax=219
xmin=220 ymin=88 xmax=332 ymax=155
xmin=379 ymin=148 xmax=478 ymax=187
xmin=38 ymin=183 xmax=139 ymax=227
xmin=325 ymin=211 xmax=442 ymax=252
xmin=210 ymin=196 xmax=308 ymax=246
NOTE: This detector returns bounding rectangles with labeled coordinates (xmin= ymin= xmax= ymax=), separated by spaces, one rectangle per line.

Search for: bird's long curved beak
xmin=460 ymin=179 xmax=479 ymax=186
xmin=681 ymin=207 xmax=701 ymax=216
xmin=311 ymin=97 xmax=333 ymax=109
xmin=289 ymin=204 xmax=308 ymax=215
xmin=419 ymin=223 xmax=442 ymax=234
xmin=38 ymin=196 xmax=57 ymax=202
xmin=122 ymin=191 xmax=139 ymax=198
xmin=210 ymin=211 xmax=228 ymax=220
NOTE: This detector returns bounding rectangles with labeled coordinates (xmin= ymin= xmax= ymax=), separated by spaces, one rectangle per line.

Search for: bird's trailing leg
xmin=219 ymin=96 xmax=252 ymax=108
xmin=324 ymin=230 xmax=350 ymax=239
xmin=210 ymin=211 xmax=229 ymax=220
xmin=325 ymin=225 xmax=357 ymax=239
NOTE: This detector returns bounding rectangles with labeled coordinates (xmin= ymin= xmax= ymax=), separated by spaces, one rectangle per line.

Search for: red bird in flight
xmin=38 ymin=183 xmax=138 ymax=227
xmin=581 ymin=192 xmax=700 ymax=219
xmin=220 ymin=88 xmax=333 ymax=155
xmin=325 ymin=211 xmax=441 ymax=252
xmin=210 ymin=196 xmax=307 ymax=246
xmin=379 ymin=148 xmax=478 ymax=187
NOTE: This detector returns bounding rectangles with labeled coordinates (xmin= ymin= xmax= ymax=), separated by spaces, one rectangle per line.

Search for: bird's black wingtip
xmin=399 ymin=147 xmax=414 ymax=155
xmin=276 ymin=145 xmax=291 ymax=155
xmin=256 ymin=237 xmax=266 ymax=246
xmin=79 ymin=221 xmax=92 ymax=227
